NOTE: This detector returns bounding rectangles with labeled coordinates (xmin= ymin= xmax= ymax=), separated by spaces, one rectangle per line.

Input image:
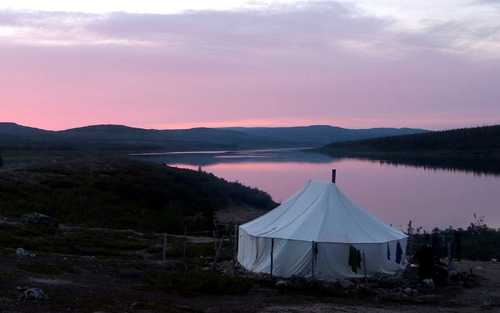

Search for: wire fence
xmin=146 ymin=225 xmax=464 ymax=275
xmin=142 ymin=222 xmax=240 ymax=271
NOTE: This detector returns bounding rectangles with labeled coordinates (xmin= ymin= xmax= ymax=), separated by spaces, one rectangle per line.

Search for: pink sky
xmin=1 ymin=1 xmax=499 ymax=131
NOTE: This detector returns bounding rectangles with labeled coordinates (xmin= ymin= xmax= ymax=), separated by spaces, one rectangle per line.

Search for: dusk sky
xmin=1 ymin=1 xmax=499 ymax=131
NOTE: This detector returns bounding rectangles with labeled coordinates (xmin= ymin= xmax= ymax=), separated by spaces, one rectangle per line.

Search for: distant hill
xmin=0 ymin=123 xmax=428 ymax=154
xmin=221 ymin=125 xmax=428 ymax=146
xmin=316 ymin=125 xmax=500 ymax=159
xmin=0 ymin=123 xmax=58 ymax=150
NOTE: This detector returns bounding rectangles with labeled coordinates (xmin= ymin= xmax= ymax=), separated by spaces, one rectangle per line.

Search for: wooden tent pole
xmin=311 ymin=241 xmax=316 ymax=280
xmin=270 ymin=238 xmax=274 ymax=280
xmin=362 ymin=251 xmax=368 ymax=291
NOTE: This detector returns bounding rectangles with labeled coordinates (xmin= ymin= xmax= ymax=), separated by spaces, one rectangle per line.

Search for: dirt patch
xmin=1 ymin=218 xmax=499 ymax=313
xmin=3 ymin=254 xmax=498 ymax=313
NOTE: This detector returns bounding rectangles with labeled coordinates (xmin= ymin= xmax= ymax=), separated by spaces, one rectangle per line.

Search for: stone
xmin=20 ymin=288 xmax=49 ymax=300
xmin=275 ymin=280 xmax=289 ymax=290
xmin=21 ymin=212 xmax=59 ymax=227
xmin=422 ymin=279 xmax=435 ymax=288
xmin=338 ymin=278 xmax=355 ymax=289
xmin=16 ymin=248 xmax=31 ymax=256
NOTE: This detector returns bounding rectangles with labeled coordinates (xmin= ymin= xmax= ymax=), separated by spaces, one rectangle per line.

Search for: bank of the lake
xmin=133 ymin=149 xmax=500 ymax=232
xmin=313 ymin=124 xmax=500 ymax=163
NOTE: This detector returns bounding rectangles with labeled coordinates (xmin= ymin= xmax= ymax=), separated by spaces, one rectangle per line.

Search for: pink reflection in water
xmin=170 ymin=159 xmax=500 ymax=232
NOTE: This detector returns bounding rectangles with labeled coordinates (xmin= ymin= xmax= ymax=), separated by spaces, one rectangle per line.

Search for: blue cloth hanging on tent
xmin=387 ymin=243 xmax=391 ymax=260
xmin=396 ymin=241 xmax=403 ymax=264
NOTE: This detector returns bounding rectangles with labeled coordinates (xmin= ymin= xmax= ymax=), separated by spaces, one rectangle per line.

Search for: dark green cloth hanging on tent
xmin=348 ymin=245 xmax=362 ymax=273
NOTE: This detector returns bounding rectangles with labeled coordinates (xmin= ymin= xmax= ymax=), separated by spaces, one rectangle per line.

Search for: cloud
xmin=1 ymin=1 xmax=499 ymax=130
xmin=2 ymin=2 xmax=498 ymax=59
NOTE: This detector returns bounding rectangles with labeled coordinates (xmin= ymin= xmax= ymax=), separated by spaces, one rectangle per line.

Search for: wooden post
xmin=213 ymin=219 xmax=219 ymax=239
xmin=183 ymin=227 xmax=188 ymax=269
xmin=447 ymin=241 xmax=452 ymax=281
xmin=332 ymin=169 xmax=336 ymax=183
xmin=233 ymin=225 xmax=238 ymax=274
xmin=211 ymin=236 xmax=224 ymax=272
xmin=270 ymin=238 xmax=274 ymax=280
xmin=229 ymin=233 xmax=236 ymax=276
xmin=408 ymin=234 xmax=413 ymax=256
xmin=234 ymin=225 xmax=238 ymax=260
xmin=362 ymin=251 xmax=368 ymax=291
xmin=163 ymin=233 xmax=167 ymax=262
xmin=213 ymin=230 xmax=217 ymax=252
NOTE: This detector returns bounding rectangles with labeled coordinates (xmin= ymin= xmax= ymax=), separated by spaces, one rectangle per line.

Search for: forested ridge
xmin=317 ymin=125 xmax=500 ymax=158
xmin=0 ymin=158 xmax=277 ymax=233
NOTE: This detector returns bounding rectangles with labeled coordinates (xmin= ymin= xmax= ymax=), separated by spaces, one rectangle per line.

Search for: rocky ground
xmin=0 ymin=218 xmax=499 ymax=313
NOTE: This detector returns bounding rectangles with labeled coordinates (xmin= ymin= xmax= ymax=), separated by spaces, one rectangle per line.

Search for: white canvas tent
xmin=238 ymin=180 xmax=408 ymax=280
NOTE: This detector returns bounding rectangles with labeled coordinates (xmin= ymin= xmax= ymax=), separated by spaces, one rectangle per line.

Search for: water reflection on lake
xmin=132 ymin=149 xmax=500 ymax=232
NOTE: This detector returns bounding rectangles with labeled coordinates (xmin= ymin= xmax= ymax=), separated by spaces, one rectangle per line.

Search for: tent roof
xmin=240 ymin=180 xmax=407 ymax=244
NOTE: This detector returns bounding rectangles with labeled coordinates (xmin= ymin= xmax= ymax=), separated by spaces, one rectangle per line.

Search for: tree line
xmin=318 ymin=125 xmax=500 ymax=157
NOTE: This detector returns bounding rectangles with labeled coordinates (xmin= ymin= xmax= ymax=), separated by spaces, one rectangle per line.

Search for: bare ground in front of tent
xmin=1 ymin=218 xmax=499 ymax=313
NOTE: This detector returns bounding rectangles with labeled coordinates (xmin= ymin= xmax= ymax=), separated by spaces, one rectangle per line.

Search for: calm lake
xmin=132 ymin=149 xmax=500 ymax=232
